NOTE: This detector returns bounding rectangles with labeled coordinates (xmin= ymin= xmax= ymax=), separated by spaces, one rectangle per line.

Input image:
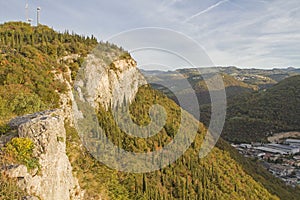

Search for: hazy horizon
xmin=139 ymin=65 xmax=300 ymax=71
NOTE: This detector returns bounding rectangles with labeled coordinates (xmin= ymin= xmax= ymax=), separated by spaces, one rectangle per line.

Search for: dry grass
xmin=0 ymin=153 xmax=27 ymax=200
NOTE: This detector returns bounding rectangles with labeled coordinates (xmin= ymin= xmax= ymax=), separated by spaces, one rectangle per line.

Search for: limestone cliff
xmin=1 ymin=52 xmax=147 ymax=200
xmin=6 ymin=110 xmax=84 ymax=200
xmin=75 ymin=54 xmax=147 ymax=110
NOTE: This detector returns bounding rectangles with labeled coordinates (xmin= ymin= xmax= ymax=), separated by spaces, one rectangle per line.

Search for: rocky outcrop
xmin=75 ymin=54 xmax=147 ymax=110
xmin=0 ymin=131 xmax=17 ymax=149
xmin=2 ymin=53 xmax=147 ymax=200
xmin=6 ymin=110 xmax=84 ymax=200
xmin=54 ymin=62 xmax=76 ymax=127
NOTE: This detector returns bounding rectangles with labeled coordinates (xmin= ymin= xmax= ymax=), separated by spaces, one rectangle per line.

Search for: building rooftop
xmin=266 ymin=143 xmax=299 ymax=151
xmin=254 ymin=147 xmax=288 ymax=155
xmin=286 ymin=139 xmax=300 ymax=144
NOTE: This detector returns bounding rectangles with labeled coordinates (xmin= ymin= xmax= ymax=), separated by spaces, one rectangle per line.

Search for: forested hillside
xmin=0 ymin=22 xmax=299 ymax=199
xmin=67 ymin=85 xmax=292 ymax=199
xmin=0 ymin=22 xmax=97 ymax=126
xmin=222 ymin=75 xmax=300 ymax=142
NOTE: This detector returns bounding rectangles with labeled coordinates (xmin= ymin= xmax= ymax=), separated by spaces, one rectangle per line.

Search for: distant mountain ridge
xmin=141 ymin=66 xmax=300 ymax=144
xmin=142 ymin=66 xmax=300 ymax=90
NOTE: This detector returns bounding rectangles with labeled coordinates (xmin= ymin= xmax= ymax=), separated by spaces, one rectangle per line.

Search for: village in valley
xmin=232 ymin=138 xmax=300 ymax=187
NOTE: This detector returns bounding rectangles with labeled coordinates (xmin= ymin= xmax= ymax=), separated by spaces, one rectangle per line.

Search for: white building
xmin=254 ymin=146 xmax=288 ymax=155
xmin=285 ymin=139 xmax=300 ymax=147
xmin=266 ymin=144 xmax=300 ymax=155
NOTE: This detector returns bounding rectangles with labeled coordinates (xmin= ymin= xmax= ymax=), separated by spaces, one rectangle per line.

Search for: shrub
xmin=4 ymin=137 xmax=39 ymax=170
xmin=0 ymin=124 xmax=10 ymax=136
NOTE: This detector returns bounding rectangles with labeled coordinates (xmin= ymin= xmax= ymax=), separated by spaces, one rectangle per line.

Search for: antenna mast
xmin=37 ymin=7 xmax=41 ymax=26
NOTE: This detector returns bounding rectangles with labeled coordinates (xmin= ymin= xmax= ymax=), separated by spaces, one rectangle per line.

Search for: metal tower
xmin=37 ymin=7 xmax=41 ymax=26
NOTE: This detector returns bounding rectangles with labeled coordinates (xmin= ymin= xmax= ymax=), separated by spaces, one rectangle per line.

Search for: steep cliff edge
xmin=4 ymin=110 xmax=83 ymax=200
xmin=75 ymin=54 xmax=146 ymax=110
xmin=0 ymin=50 xmax=146 ymax=200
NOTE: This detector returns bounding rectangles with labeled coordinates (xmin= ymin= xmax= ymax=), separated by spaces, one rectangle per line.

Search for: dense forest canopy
xmin=222 ymin=75 xmax=300 ymax=142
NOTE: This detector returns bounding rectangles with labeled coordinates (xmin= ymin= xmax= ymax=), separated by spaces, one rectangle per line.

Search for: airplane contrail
xmin=184 ymin=0 xmax=229 ymax=23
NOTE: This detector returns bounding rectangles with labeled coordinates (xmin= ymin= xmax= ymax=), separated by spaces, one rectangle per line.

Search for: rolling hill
xmin=222 ymin=75 xmax=300 ymax=143
xmin=143 ymin=67 xmax=300 ymax=143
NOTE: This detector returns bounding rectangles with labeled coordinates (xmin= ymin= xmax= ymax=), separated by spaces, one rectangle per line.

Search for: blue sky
xmin=1 ymin=0 xmax=300 ymax=69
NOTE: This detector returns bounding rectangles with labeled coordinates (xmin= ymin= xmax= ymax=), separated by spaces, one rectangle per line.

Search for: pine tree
xmin=142 ymin=174 xmax=147 ymax=193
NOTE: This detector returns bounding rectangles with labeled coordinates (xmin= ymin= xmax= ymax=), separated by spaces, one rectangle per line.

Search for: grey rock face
xmin=3 ymin=53 xmax=146 ymax=200
xmin=7 ymin=110 xmax=84 ymax=200
xmin=75 ymin=54 xmax=147 ymax=110
xmin=0 ymin=131 xmax=17 ymax=148
xmin=3 ymin=165 xmax=28 ymax=178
